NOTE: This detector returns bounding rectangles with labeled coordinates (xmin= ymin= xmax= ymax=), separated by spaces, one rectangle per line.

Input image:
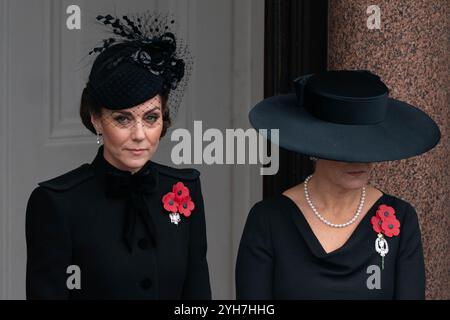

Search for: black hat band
xmin=295 ymin=73 xmax=389 ymax=125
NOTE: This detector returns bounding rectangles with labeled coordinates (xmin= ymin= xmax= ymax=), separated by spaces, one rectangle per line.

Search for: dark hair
xmin=79 ymin=86 xmax=171 ymax=138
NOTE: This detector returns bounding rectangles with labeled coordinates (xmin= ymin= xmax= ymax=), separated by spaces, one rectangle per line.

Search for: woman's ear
xmin=90 ymin=113 xmax=102 ymax=134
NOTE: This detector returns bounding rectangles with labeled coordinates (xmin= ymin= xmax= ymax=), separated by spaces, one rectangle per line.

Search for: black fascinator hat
xmin=249 ymin=70 xmax=441 ymax=162
xmin=87 ymin=12 xmax=192 ymax=118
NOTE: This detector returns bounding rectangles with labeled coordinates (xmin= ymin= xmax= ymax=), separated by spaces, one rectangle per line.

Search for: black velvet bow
xmin=105 ymin=166 xmax=159 ymax=252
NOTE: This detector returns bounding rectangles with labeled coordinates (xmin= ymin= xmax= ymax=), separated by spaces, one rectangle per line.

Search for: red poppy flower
xmin=376 ymin=204 xmax=396 ymax=221
xmin=381 ymin=217 xmax=401 ymax=237
xmin=372 ymin=204 xmax=400 ymax=270
xmin=162 ymin=192 xmax=178 ymax=213
xmin=173 ymin=182 xmax=189 ymax=202
xmin=371 ymin=215 xmax=383 ymax=234
xmin=371 ymin=204 xmax=401 ymax=238
xmin=179 ymin=196 xmax=195 ymax=217
xmin=162 ymin=182 xmax=195 ymax=221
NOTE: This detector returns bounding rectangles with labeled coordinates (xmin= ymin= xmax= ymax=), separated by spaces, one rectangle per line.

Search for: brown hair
xmin=79 ymin=86 xmax=172 ymax=138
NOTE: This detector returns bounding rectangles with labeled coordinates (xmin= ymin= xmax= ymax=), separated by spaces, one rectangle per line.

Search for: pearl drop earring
xmin=96 ymin=132 xmax=102 ymax=145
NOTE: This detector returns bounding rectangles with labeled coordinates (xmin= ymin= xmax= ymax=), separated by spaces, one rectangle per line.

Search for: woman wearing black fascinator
xmin=236 ymin=70 xmax=441 ymax=299
xmin=25 ymin=12 xmax=211 ymax=299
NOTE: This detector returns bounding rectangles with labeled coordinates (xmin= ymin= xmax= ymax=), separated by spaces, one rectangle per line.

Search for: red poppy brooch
xmin=370 ymin=204 xmax=401 ymax=269
xmin=162 ymin=182 xmax=195 ymax=225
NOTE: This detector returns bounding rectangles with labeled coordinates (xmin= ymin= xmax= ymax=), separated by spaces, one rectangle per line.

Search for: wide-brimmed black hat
xmin=249 ymin=70 xmax=440 ymax=162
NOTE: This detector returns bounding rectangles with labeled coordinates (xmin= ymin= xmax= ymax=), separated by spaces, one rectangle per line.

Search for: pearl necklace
xmin=303 ymin=175 xmax=366 ymax=228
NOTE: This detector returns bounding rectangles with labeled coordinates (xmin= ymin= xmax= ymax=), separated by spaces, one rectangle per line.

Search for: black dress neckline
xmin=280 ymin=192 xmax=386 ymax=259
xmin=91 ymin=145 xmax=156 ymax=179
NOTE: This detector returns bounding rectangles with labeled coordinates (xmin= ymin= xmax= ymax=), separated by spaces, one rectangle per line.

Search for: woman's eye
xmin=114 ymin=116 xmax=130 ymax=125
xmin=145 ymin=114 xmax=159 ymax=123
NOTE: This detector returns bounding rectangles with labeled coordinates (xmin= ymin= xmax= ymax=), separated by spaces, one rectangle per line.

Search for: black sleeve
xmin=181 ymin=178 xmax=212 ymax=299
xmin=25 ymin=187 xmax=72 ymax=300
xmin=394 ymin=202 xmax=425 ymax=299
xmin=235 ymin=202 xmax=273 ymax=299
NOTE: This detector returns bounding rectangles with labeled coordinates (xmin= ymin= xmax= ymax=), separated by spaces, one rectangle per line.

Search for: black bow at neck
xmin=91 ymin=146 xmax=159 ymax=252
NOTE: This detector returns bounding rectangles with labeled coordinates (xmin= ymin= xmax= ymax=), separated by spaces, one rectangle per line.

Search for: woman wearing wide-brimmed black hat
xmin=25 ymin=12 xmax=211 ymax=299
xmin=236 ymin=70 xmax=440 ymax=299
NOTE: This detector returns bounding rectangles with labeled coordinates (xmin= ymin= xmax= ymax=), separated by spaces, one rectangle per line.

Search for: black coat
xmin=26 ymin=147 xmax=211 ymax=300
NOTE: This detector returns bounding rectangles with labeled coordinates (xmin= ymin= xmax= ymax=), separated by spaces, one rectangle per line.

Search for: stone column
xmin=328 ymin=1 xmax=449 ymax=299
